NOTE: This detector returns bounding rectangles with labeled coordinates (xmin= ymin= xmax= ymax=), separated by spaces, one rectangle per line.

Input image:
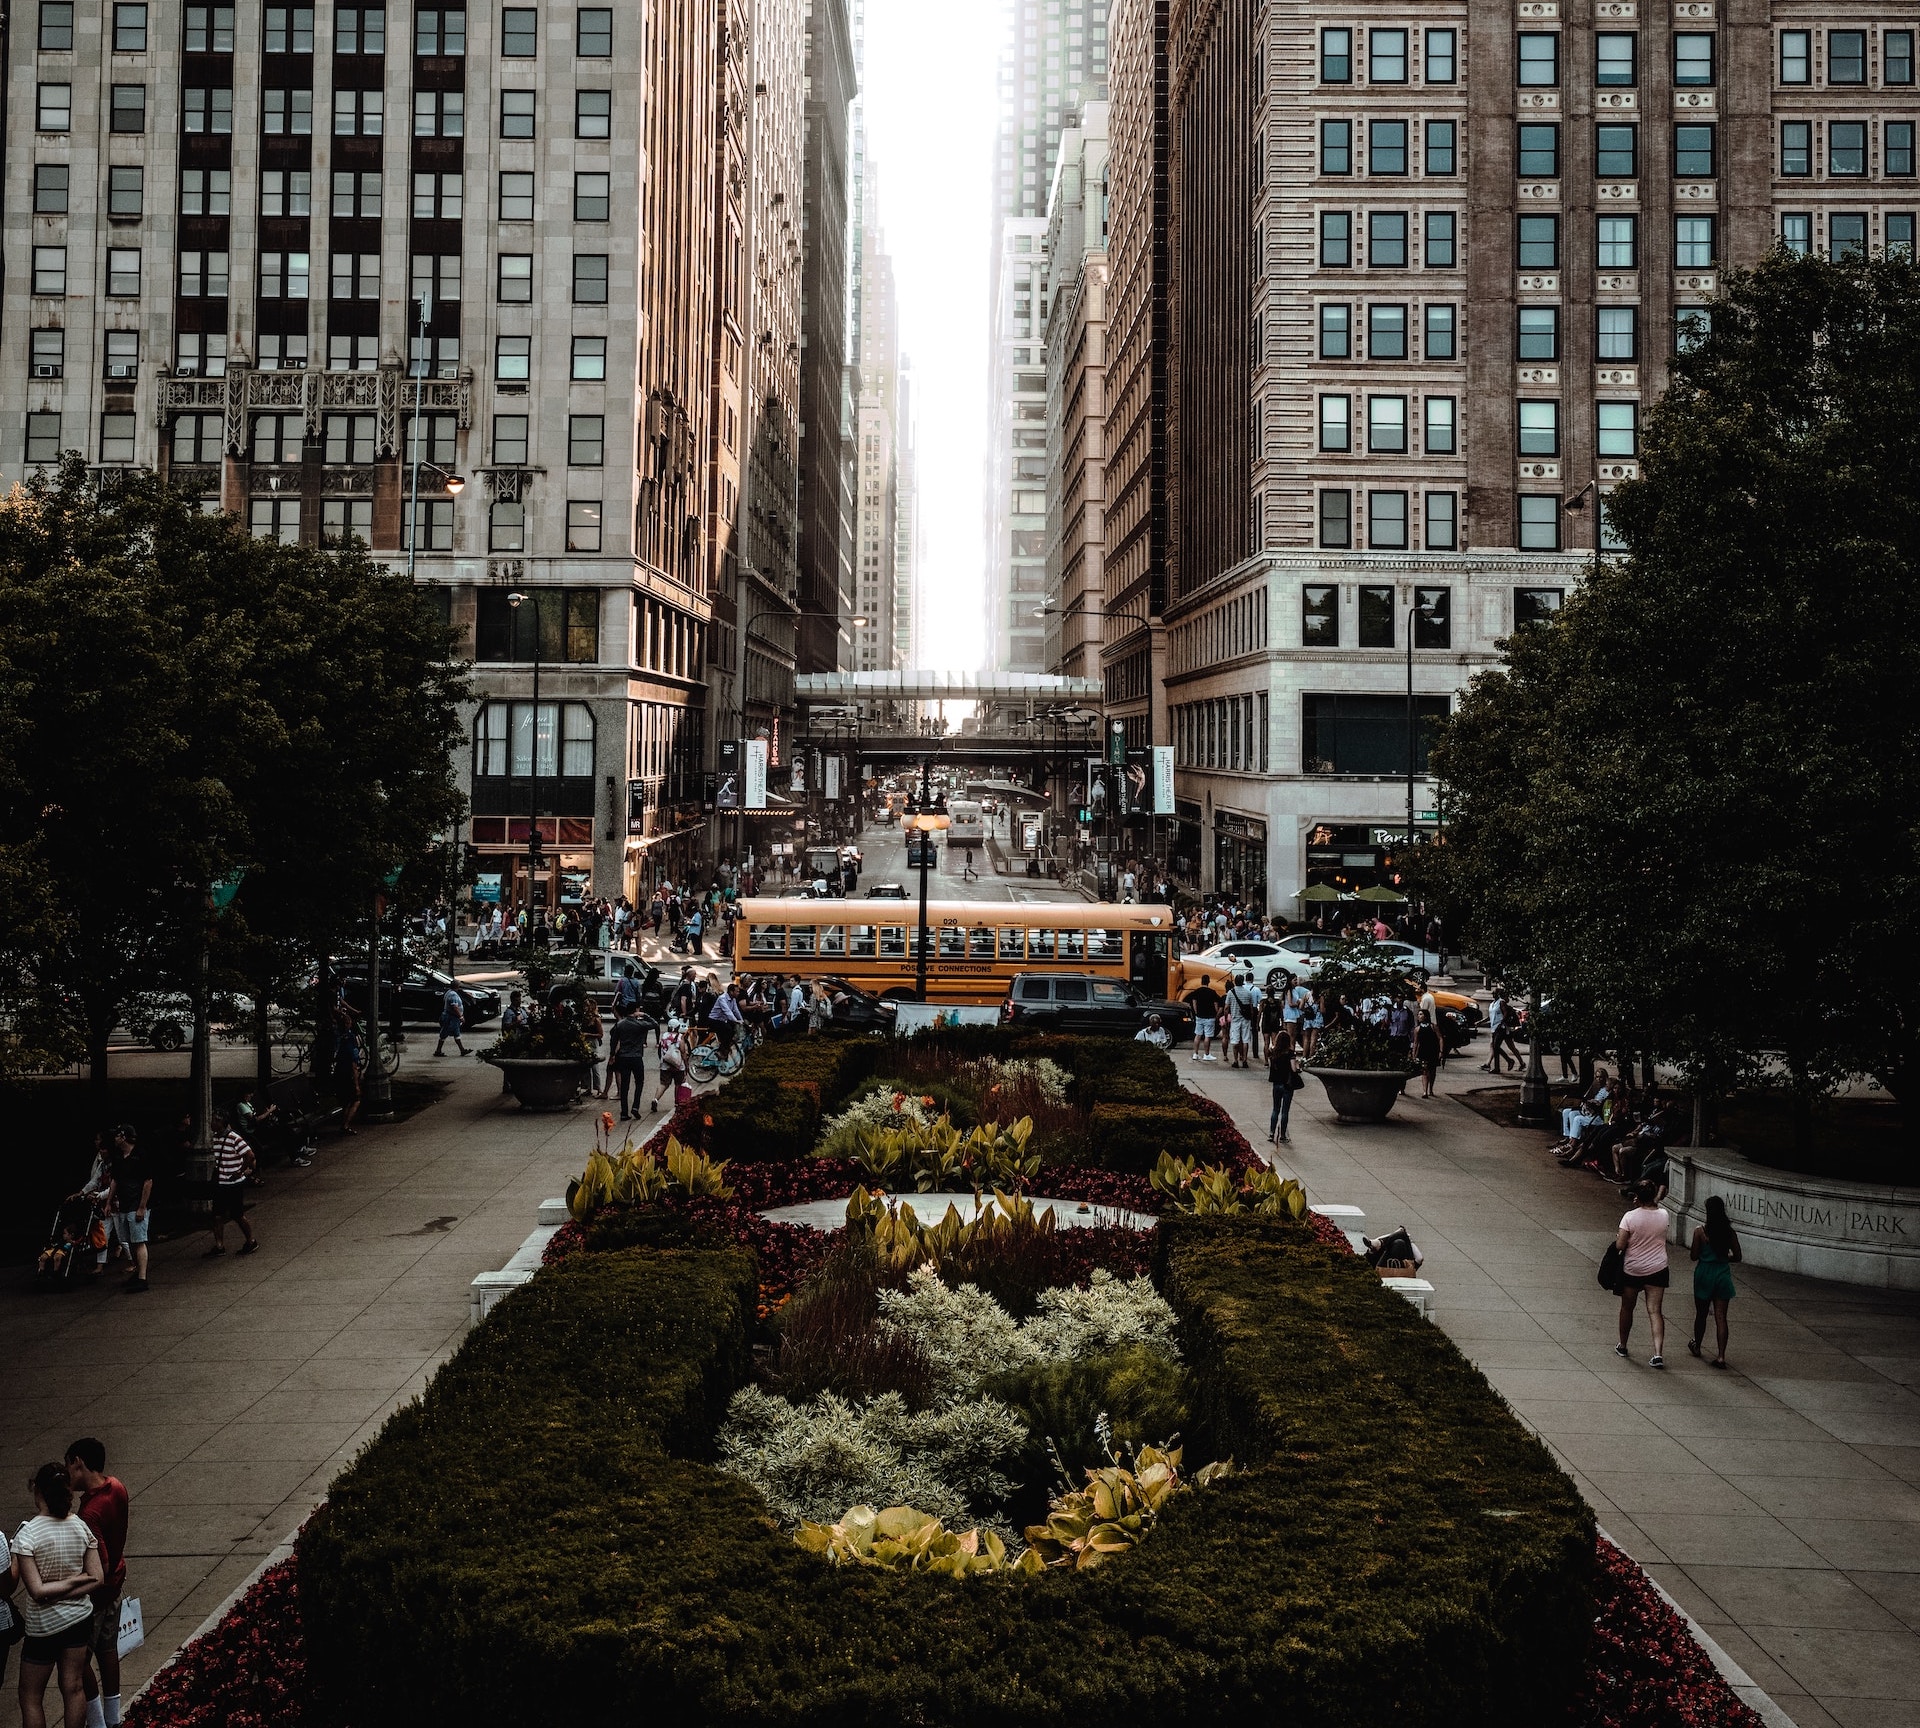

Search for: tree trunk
xmin=1580 ymin=1049 xmax=1595 ymax=1088
xmin=253 ymin=986 xmax=273 ymax=1095
xmin=87 ymin=1021 xmax=112 ymax=1118
xmin=1792 ymin=1090 xmax=1814 ymax=1162
xmin=1691 ymin=1088 xmax=1705 ymax=1148
xmin=1641 ymin=1043 xmax=1656 ymax=1092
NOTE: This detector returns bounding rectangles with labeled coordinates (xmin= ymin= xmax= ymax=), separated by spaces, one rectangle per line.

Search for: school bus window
xmin=998 ymin=928 xmax=1026 ymax=959
xmin=938 ymin=927 xmax=966 ymax=957
xmin=909 ymin=926 xmax=932 ymax=956
xmin=789 ymin=925 xmax=817 ymax=956
xmin=820 ymin=925 xmax=847 ymax=956
xmin=969 ymin=927 xmax=996 ymax=958
xmin=1059 ymin=928 xmax=1087 ymax=959
xmin=849 ymin=925 xmax=877 ymax=957
xmin=880 ymin=926 xmax=906 ymax=958
xmin=1090 ymin=928 xmax=1124 ymax=962
xmin=1030 ymin=929 xmax=1056 ymax=958
xmin=749 ymin=924 xmax=785 ymax=956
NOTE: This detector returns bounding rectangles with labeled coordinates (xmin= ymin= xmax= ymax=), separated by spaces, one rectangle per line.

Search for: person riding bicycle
xmin=707 ymin=980 xmax=744 ymax=1059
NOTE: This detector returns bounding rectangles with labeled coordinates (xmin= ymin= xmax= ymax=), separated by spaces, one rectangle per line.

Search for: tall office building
xmin=892 ymin=354 xmax=919 ymax=669
xmin=987 ymin=0 xmax=1109 ymax=672
xmin=848 ymin=158 xmax=901 ymax=670
xmin=1042 ymin=102 xmax=1108 ymax=686
xmin=1143 ymin=0 xmax=1919 ymax=910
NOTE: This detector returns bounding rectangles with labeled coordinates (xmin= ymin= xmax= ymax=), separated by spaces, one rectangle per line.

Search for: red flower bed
xmin=1574 ymin=1537 xmax=1763 ymax=1728
xmin=126 ymin=1557 xmax=303 ymax=1728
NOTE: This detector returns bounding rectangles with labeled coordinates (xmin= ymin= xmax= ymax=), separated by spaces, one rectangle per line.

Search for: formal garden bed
xmin=125 ymin=1032 xmax=1766 ymax=1727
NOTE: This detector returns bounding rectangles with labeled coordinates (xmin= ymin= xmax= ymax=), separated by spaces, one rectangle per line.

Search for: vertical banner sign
xmin=1152 ymin=744 xmax=1175 ymax=815
xmin=627 ymin=780 xmax=647 ymax=834
xmin=1107 ymin=718 xmax=1127 ymax=766
xmin=1086 ymin=759 xmax=1111 ymax=819
xmin=744 ymin=738 xmax=769 ymax=810
xmin=1121 ymin=745 xmax=1152 ymax=816
xmin=825 ymin=755 xmax=842 ymax=801
xmin=715 ymin=738 xmax=741 ymax=812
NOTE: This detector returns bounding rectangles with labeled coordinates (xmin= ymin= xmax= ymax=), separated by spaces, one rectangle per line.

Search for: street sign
xmin=1152 ymin=744 xmax=1175 ymax=815
xmin=745 ymin=738 xmax=768 ymax=809
xmin=1107 ymin=718 xmax=1126 ymax=766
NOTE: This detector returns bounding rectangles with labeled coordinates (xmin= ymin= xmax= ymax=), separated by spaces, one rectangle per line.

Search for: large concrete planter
xmin=1670 ymin=1147 xmax=1920 ymax=1290
xmin=493 ymin=1058 xmax=591 ymax=1112
xmin=1308 ymin=1066 xmax=1412 ymax=1124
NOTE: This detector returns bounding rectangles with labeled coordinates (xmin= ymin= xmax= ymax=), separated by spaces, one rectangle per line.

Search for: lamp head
xmin=444 ymin=473 xmax=467 ymax=495
xmin=507 ymin=590 xmax=527 ymax=609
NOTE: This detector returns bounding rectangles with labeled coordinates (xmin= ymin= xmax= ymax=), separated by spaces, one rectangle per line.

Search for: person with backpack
xmin=1225 ymin=972 xmax=1261 ymax=1069
xmin=1267 ymin=1030 xmax=1303 ymax=1144
xmin=1687 ymin=1194 xmax=1742 ymax=1369
xmin=651 ymin=1020 xmax=688 ymax=1112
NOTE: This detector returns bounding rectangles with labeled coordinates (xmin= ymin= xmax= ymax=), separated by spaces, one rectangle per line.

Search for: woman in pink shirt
xmin=1613 ymin=1180 xmax=1671 ymax=1368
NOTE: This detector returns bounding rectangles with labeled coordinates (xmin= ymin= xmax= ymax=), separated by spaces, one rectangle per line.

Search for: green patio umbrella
xmin=1354 ymin=883 xmax=1407 ymax=903
xmin=1297 ymin=884 xmax=1342 ymax=902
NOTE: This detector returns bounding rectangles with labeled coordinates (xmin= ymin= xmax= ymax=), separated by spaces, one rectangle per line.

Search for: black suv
xmin=1000 ymin=973 xmax=1193 ymax=1043
xmin=328 ymin=962 xmax=503 ymax=1027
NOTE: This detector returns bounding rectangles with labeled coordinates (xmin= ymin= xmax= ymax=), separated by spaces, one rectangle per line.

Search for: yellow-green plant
xmin=796 ymin=1503 xmax=1043 ymax=1577
xmin=1149 ymin=1155 xmax=1308 ymax=1219
xmin=851 ymin=1113 xmax=1042 ymax=1195
xmin=842 ymin=1185 xmax=1060 ymax=1279
xmin=568 ymin=1136 xmax=732 ymax=1221
xmin=1023 ymin=1443 xmax=1234 ymax=1571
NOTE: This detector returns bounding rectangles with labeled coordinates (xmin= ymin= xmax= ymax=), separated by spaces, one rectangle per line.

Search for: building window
xmin=493 ymin=414 xmax=530 ymax=464
xmin=1366 ymin=302 xmax=1406 ymax=358
xmin=1596 ymin=401 xmax=1638 ymax=456
xmin=1675 ymin=305 xmax=1712 ymax=348
xmin=1515 ymin=588 xmax=1563 ymax=626
xmin=171 ymin=411 xmax=222 ymax=460
xmin=322 ymin=413 xmax=376 ymax=463
xmin=1369 ymin=28 xmax=1407 ymax=82
xmin=1674 ymin=123 xmax=1715 ymax=178
xmin=1674 ymin=33 xmax=1715 ymax=85
xmin=415 ymin=7 xmax=466 ymax=53
xmin=501 ymin=6 xmax=537 ymax=54
xmin=1780 ymin=29 xmax=1810 ymax=84
xmin=1321 ymin=27 xmax=1351 ymax=82
xmin=402 ymin=498 xmax=454 ymax=551
xmin=1889 ymin=123 xmax=1916 ymax=177
xmin=571 ymin=335 xmax=606 ymax=380
xmin=1319 ymin=303 xmax=1350 ymax=357
xmin=567 ymin=414 xmax=605 ymax=466
xmin=33 ymin=164 xmax=68 ymax=213
xmin=415 ymin=90 xmax=464 ymax=136
xmin=101 ymin=332 xmax=139 ymax=387
xmin=1780 ymin=212 xmax=1812 ymax=255
xmin=566 ymin=499 xmax=602 ymax=551
xmin=1518 ymin=215 xmax=1559 ymax=268
xmin=331 ymin=252 xmax=381 ymax=299
xmin=261 ymin=251 xmax=311 ymax=298
xmin=38 ymin=2 xmax=73 ymax=49
xmin=1369 ymin=210 xmax=1408 ymax=265
xmin=572 ymin=253 xmax=608 ymax=303
xmin=1425 ymin=28 xmax=1456 ymax=83
xmin=1596 ymin=305 xmax=1638 ymax=360
xmin=1825 ymin=28 xmax=1865 ymax=84
xmin=1367 ymin=394 xmax=1407 ymax=452
xmin=1596 ymin=122 xmax=1638 ymax=178
xmin=1829 ymin=212 xmax=1866 ymax=259
xmin=31 ymin=329 xmax=64 ymax=377
xmin=250 ymin=498 xmax=301 ymax=543
xmin=1317 ymin=494 xmax=1351 ymax=555
xmin=263 ymin=170 xmax=313 ymax=216
xmin=1828 ymin=121 xmax=1866 ymax=175
xmin=175 ymin=334 xmax=227 ymax=376
xmin=1517 ymin=400 xmax=1559 ymax=456
xmin=264 ymin=5 xmax=313 ymax=49
xmin=256 ymin=333 xmax=308 ymax=371
xmin=1425 ymin=491 xmax=1458 ymax=549
xmin=105 ymin=247 xmax=141 ymax=296
xmin=498 ymin=254 xmax=534 ymax=301
xmin=32 ymin=246 xmax=67 ymax=295
xmin=1596 ymin=32 xmax=1636 ymax=86
xmin=575 ymin=88 xmax=611 ymax=137
xmin=249 ymin=412 xmax=302 ymax=462
xmin=321 ymin=500 xmax=373 ymax=546
xmin=104 ymin=166 xmax=141 ymax=218
xmin=1890 ymin=213 xmax=1917 ymax=259
xmin=1358 ymin=585 xmax=1395 ymax=647
xmin=409 ymin=253 xmax=462 ymax=312
xmin=110 ymin=82 xmax=146 ymax=131
xmin=1517 ymin=123 xmax=1560 ymax=178
xmin=1518 ymin=494 xmax=1560 ymax=549
xmin=1425 ymin=395 xmax=1456 ymax=454
xmin=1517 ymin=305 xmax=1559 ymax=360
xmin=1368 ymin=491 xmax=1409 ymax=550
xmin=1320 ymin=211 xmax=1351 ymax=267
xmin=1424 ymin=210 xmax=1456 ymax=266
xmin=184 ymin=5 xmax=236 ymax=50
xmin=574 ymin=170 xmax=610 ymax=220
xmin=501 ymin=90 xmax=536 ymax=136
xmin=577 ymin=6 xmax=611 ymax=54
xmin=412 ymin=171 xmax=460 ymax=217
xmin=1303 ymin=693 xmax=1450 ymax=775
xmin=1303 ymin=582 xmax=1340 ymax=642
xmin=1780 ymin=120 xmax=1811 ymax=176
xmin=98 ymin=413 xmax=136 ymax=463
xmin=1318 ymin=394 xmax=1351 ymax=452
xmin=1597 ymin=214 xmax=1638 ymax=268
xmin=332 ymin=89 xmax=382 ymax=134
xmin=1425 ymin=303 xmax=1456 ymax=358
xmin=335 ymin=7 xmax=385 ymax=52
xmin=495 ymin=335 xmax=530 ymax=380
xmin=405 ymin=413 xmax=457 ymax=465
xmin=1425 ymin=119 xmax=1456 ymax=175
xmin=25 ymin=412 xmax=62 ymax=464
xmin=1675 ymin=215 xmax=1715 ymax=266
xmin=1518 ymin=32 xmax=1559 ymax=85
xmin=263 ymin=87 xmax=313 ymax=134
xmin=472 ymin=699 xmax=595 ymax=775
xmin=181 ymin=169 xmax=232 ymax=215
xmin=499 ymin=171 xmax=535 ymax=219
xmin=1369 ymin=119 xmax=1408 ymax=175
xmin=488 ymin=499 xmax=525 ymax=550
xmin=1888 ymin=31 xmax=1916 ymax=86
xmin=37 ymin=83 xmax=71 ymax=130
xmin=1413 ymin=587 xmax=1450 ymax=647
xmin=1321 ymin=119 xmax=1351 ymax=174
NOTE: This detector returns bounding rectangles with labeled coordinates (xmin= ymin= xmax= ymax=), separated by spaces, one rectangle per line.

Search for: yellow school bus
xmin=731 ymin=899 xmax=1186 ymax=1004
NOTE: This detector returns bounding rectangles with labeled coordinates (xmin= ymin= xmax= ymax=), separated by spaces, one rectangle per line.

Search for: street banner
xmin=1153 ymin=744 xmax=1175 ymax=815
xmin=1107 ymin=718 xmax=1127 ymax=766
xmin=1120 ymin=746 xmax=1152 ymax=816
xmin=745 ymin=738 xmax=768 ymax=810
xmin=825 ymin=755 xmax=841 ymax=801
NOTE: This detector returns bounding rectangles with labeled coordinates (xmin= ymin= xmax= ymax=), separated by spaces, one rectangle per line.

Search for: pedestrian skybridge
xmin=794 ymin=671 xmax=1103 ymax=704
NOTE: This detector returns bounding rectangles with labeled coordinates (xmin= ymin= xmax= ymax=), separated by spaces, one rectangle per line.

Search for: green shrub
xmin=695 ymin=1038 xmax=886 ymax=1160
xmin=1086 ymin=1102 xmax=1216 ymax=1173
xmin=303 ymin=1219 xmax=1592 ymax=1728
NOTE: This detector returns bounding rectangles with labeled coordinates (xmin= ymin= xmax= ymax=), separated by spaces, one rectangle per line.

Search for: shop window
xmin=475 ymin=588 xmax=599 ymax=662
xmin=1303 ymin=693 xmax=1450 ymax=775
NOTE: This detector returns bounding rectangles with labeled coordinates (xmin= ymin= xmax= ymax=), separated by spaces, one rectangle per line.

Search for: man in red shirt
xmin=66 ymin=1437 xmax=129 ymax=1727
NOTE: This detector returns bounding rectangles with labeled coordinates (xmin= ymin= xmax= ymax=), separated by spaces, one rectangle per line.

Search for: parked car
xmin=1000 ymin=973 xmax=1193 ymax=1043
xmin=327 ymin=961 xmax=503 ymax=1027
xmin=864 ymin=881 xmax=909 ymax=899
xmin=811 ymin=976 xmax=898 ymax=1032
xmin=1190 ymin=940 xmax=1321 ymax=989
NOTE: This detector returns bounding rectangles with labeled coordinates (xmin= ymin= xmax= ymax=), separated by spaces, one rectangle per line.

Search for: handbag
xmin=117 ymin=1595 xmax=144 ymax=1659
xmin=1597 ymin=1242 xmax=1626 ymax=1295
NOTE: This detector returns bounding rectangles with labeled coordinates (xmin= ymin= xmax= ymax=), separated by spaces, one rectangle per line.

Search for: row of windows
xmin=474 ymin=702 xmax=598 ymax=781
xmin=1318 ymin=27 xmax=1917 ymax=90
xmin=1783 ymin=209 xmax=1918 ymax=254
xmin=1317 ymin=489 xmax=1579 ymax=553
xmin=34 ymin=1 xmax=617 ymax=58
xmin=1318 ymin=211 xmax=1727 ymax=271
xmin=1175 ymin=694 xmax=1273 ymax=776
xmin=748 ymin=923 xmax=1129 ymax=962
xmin=1316 ymin=396 xmax=1639 ymax=458
xmin=37 ymin=81 xmax=618 ymax=139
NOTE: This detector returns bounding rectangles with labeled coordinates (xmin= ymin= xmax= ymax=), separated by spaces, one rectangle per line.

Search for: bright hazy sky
xmin=860 ymin=0 xmax=999 ymax=671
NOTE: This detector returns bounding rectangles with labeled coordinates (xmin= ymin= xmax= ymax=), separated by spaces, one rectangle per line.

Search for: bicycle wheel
xmin=270 ymin=1039 xmax=309 ymax=1077
xmin=717 ymin=1044 xmax=744 ymax=1079
xmin=688 ymin=1045 xmax=720 ymax=1082
xmin=376 ymin=1036 xmax=404 ymax=1079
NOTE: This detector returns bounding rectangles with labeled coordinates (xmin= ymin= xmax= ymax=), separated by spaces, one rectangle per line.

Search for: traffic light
xmin=527 ymin=828 xmax=546 ymax=865
xmin=460 ymin=842 xmax=481 ymax=881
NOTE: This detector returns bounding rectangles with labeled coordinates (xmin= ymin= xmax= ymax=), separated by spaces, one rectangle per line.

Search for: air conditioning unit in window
xmin=106 ymin=361 xmax=138 ymax=379
xmin=32 ymin=363 xmax=62 ymax=378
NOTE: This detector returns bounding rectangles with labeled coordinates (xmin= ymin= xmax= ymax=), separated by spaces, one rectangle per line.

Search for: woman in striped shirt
xmin=205 ymin=1111 xmax=259 ymax=1258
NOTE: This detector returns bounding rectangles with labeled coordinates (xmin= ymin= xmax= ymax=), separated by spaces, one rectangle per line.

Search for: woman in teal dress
xmin=1687 ymin=1194 xmax=1742 ymax=1369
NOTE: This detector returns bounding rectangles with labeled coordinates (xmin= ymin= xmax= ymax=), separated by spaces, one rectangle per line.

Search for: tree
xmin=0 ymin=460 xmax=466 ymax=1108
xmin=1417 ymin=251 xmax=1920 ymax=1151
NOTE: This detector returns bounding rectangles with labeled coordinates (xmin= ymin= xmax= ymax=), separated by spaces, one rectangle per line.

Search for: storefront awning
xmin=626 ymin=823 xmax=705 ymax=853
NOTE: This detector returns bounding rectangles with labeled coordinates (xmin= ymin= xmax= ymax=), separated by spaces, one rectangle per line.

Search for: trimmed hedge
xmin=301 ymin=1217 xmax=1592 ymax=1727
xmin=1086 ymin=1101 xmax=1216 ymax=1172
xmin=692 ymin=1036 xmax=883 ymax=1160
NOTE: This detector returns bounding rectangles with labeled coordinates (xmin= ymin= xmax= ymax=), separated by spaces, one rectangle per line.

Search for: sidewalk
xmin=1183 ymin=1053 xmax=1920 ymax=1728
xmin=0 ymin=1054 xmax=594 ymax=1725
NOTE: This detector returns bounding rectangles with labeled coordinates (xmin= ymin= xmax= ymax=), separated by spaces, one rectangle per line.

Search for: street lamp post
xmin=508 ymin=591 xmax=544 ymax=924
xmin=904 ymin=756 xmax=947 ymax=1002
xmin=1405 ymin=590 xmax=1442 ymax=866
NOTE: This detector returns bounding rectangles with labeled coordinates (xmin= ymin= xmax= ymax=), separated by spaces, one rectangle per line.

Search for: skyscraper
xmin=987 ymin=0 xmax=1110 ymax=671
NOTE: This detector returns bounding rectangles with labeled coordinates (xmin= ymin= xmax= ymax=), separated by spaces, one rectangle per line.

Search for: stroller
xmin=36 ymin=1194 xmax=108 ymax=1290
